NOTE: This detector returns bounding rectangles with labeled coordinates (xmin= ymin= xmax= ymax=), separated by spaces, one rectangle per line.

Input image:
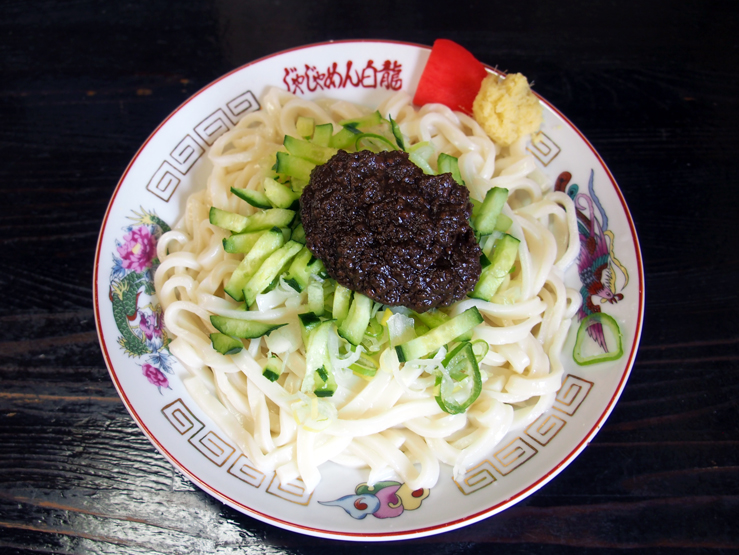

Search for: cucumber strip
xmin=290 ymin=223 xmax=306 ymax=244
xmin=262 ymin=354 xmax=284 ymax=382
xmin=306 ymin=279 xmax=325 ymax=316
xmin=298 ymin=312 xmax=322 ymax=348
xmin=241 ymin=208 xmax=296 ymax=232
xmin=337 ymin=292 xmax=372 ymax=346
xmin=263 ymin=177 xmax=300 ymax=210
xmin=222 ymin=230 xmax=266 ymax=254
xmin=279 ymin=227 xmax=292 ymax=242
xmin=210 ymin=332 xmax=243 ymax=355
xmin=437 ymin=153 xmax=464 ymax=186
xmin=495 ymin=213 xmax=513 ymax=232
xmin=413 ymin=308 xmax=450 ymax=329
xmin=283 ymin=135 xmax=337 ymax=165
xmin=211 ymin=206 xmax=295 ymax=233
xmin=274 ymin=151 xmax=315 ymax=182
xmin=339 ymin=111 xmax=383 ymax=129
xmin=471 ymin=197 xmax=481 ymax=219
xmin=210 ymin=315 xmax=286 ymax=339
xmin=332 ymin=284 xmax=352 ymax=326
xmin=329 ymin=126 xmax=360 ymax=149
xmin=289 ymin=178 xmax=309 ymax=194
xmin=209 ymin=207 xmax=249 ymax=232
xmin=230 ymin=187 xmax=272 ymax=209
xmin=302 ymin=320 xmax=336 ymax=397
xmin=389 ymin=114 xmax=406 ymax=151
xmin=243 ymin=240 xmax=303 ymax=306
xmin=296 ymin=116 xmax=315 ymax=139
xmin=283 ymin=246 xmax=312 ymax=292
xmin=284 ymin=246 xmax=324 ymax=292
xmin=469 ymin=234 xmax=520 ymax=301
xmin=224 ymin=229 xmax=285 ymax=301
xmin=313 ymin=365 xmax=337 ymax=397
xmin=434 ymin=342 xmax=482 ymax=414
xmin=413 ymin=307 xmax=476 ymax=341
xmin=395 ymin=307 xmax=483 ymax=362
xmin=312 ymin=123 xmax=333 ymax=147
xmin=474 ymin=187 xmax=509 ymax=235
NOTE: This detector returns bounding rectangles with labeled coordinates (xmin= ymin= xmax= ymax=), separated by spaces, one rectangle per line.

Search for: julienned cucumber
xmin=262 ymin=354 xmax=283 ymax=382
xmin=473 ymin=187 xmax=509 ymax=235
xmin=283 ymin=135 xmax=337 ymax=165
xmin=298 ymin=312 xmax=322 ymax=348
xmin=437 ymin=153 xmax=464 ymax=186
xmin=337 ymin=292 xmax=372 ymax=346
xmin=296 ymin=116 xmax=314 ymax=139
xmin=332 ymin=284 xmax=352 ymax=326
xmin=328 ymin=127 xmax=360 ymax=149
xmin=210 ymin=332 xmax=243 ymax=355
xmin=469 ymin=234 xmax=520 ymax=301
xmin=210 ymin=315 xmax=286 ymax=339
xmin=230 ymin=187 xmax=271 ymax=209
xmin=284 ymin=246 xmax=324 ymax=292
xmin=302 ymin=320 xmax=336 ymax=397
xmin=243 ymin=240 xmax=303 ymax=306
xmin=263 ymin=178 xmax=300 ymax=210
xmin=209 ymin=206 xmax=295 ymax=233
xmin=274 ymin=151 xmax=316 ymax=183
xmin=224 ymin=229 xmax=284 ymax=301
xmin=290 ymin=223 xmax=306 ymax=244
xmin=222 ymin=230 xmax=266 ymax=254
xmin=395 ymin=307 xmax=484 ymax=362
xmin=312 ymin=123 xmax=333 ymax=147
xmin=339 ymin=111 xmax=383 ymax=129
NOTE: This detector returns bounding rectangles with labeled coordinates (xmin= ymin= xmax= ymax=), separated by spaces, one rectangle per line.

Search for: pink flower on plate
xmin=139 ymin=310 xmax=163 ymax=341
xmin=142 ymin=363 xmax=168 ymax=389
xmin=117 ymin=226 xmax=156 ymax=273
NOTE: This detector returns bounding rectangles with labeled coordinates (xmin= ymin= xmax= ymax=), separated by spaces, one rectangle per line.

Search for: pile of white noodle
xmin=154 ymin=87 xmax=582 ymax=492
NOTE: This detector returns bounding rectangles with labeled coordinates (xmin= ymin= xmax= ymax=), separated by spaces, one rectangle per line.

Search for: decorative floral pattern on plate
xmin=319 ymin=481 xmax=430 ymax=520
xmin=109 ymin=208 xmax=173 ymax=391
xmin=557 ymin=170 xmax=629 ymax=364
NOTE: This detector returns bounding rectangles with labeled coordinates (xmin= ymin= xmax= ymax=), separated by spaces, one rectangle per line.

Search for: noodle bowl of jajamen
xmin=94 ymin=40 xmax=643 ymax=540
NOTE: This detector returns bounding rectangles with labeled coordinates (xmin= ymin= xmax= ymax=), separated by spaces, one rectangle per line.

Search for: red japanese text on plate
xmin=283 ymin=60 xmax=403 ymax=94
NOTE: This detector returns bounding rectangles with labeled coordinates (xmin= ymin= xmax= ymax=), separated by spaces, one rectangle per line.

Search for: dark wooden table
xmin=2 ymin=0 xmax=738 ymax=553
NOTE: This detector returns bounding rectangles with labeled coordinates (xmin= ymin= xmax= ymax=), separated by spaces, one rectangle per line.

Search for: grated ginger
xmin=472 ymin=73 xmax=542 ymax=147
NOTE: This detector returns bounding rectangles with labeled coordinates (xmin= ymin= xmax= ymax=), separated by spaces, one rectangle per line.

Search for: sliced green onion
xmin=573 ymin=313 xmax=624 ymax=365
xmin=470 ymin=339 xmax=489 ymax=364
xmin=350 ymin=353 xmax=379 ymax=378
xmin=434 ymin=342 xmax=482 ymax=414
xmin=354 ymin=133 xmax=398 ymax=153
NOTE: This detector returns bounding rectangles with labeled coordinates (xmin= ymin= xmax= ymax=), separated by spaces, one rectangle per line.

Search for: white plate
xmin=93 ymin=40 xmax=644 ymax=541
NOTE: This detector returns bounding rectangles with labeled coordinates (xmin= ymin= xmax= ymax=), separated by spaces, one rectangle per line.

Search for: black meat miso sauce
xmin=300 ymin=150 xmax=481 ymax=313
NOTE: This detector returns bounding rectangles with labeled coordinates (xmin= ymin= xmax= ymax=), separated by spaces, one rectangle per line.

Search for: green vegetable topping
xmin=573 ymin=313 xmax=623 ymax=365
xmin=434 ymin=342 xmax=482 ymax=414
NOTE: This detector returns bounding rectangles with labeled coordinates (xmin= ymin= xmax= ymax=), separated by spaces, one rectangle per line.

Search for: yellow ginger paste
xmin=472 ymin=73 xmax=542 ymax=147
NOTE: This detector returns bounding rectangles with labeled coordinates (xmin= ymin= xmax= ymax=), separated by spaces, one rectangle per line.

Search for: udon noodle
xmin=154 ymin=87 xmax=582 ymax=492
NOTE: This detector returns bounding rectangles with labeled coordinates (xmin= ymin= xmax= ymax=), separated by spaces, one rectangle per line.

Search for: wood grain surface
xmin=1 ymin=0 xmax=738 ymax=553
